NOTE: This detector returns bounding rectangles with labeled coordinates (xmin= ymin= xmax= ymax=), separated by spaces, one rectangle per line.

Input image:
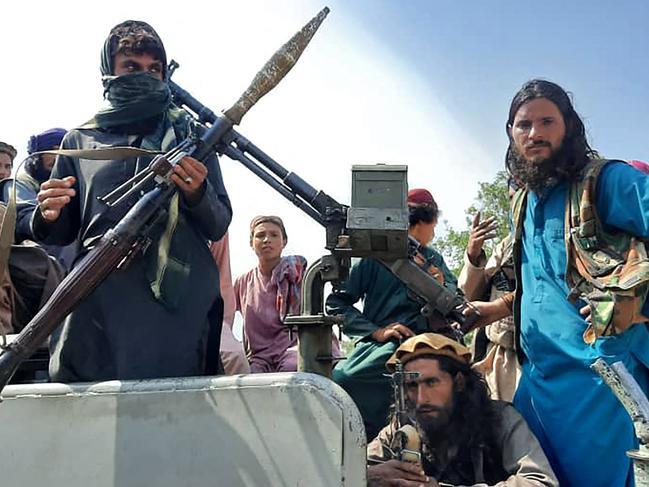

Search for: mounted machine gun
xmin=167 ymin=68 xmax=478 ymax=378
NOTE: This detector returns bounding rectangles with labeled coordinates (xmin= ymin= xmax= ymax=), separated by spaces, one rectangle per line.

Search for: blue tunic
xmin=514 ymin=161 xmax=649 ymax=486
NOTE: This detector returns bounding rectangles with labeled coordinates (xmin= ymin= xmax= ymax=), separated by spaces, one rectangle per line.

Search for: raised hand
xmin=38 ymin=176 xmax=76 ymax=222
xmin=466 ymin=211 xmax=498 ymax=266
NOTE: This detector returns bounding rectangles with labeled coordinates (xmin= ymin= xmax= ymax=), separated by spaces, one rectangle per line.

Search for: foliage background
xmin=434 ymin=171 xmax=511 ymax=276
xmin=337 ymin=170 xmax=511 ymax=355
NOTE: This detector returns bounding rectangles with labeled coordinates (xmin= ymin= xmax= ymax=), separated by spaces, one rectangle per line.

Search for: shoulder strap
xmin=564 ymin=159 xmax=649 ymax=342
xmin=510 ymin=188 xmax=528 ymax=242
xmin=569 ymin=159 xmax=610 ymax=247
xmin=28 ymin=146 xmax=161 ymax=160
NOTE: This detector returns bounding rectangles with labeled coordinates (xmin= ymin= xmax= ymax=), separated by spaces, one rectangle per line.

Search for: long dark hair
xmin=436 ymin=355 xmax=504 ymax=482
xmin=505 ymin=79 xmax=598 ymax=184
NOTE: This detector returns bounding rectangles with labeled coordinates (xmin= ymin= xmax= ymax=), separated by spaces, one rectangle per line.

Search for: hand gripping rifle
xmin=0 ymin=7 xmax=331 ymax=392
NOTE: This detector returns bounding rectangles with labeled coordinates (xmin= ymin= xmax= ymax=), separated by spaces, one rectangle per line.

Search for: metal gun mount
xmin=285 ymin=165 xmax=409 ymax=376
xmin=167 ymin=60 xmax=476 ymax=378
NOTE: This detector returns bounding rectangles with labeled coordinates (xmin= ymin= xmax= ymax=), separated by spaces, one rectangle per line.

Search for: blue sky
xmin=343 ymin=0 xmax=649 ymax=166
xmin=1 ymin=0 xmax=647 ymax=283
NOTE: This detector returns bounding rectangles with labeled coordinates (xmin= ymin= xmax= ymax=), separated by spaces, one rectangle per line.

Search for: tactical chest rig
xmin=511 ymin=159 xmax=649 ymax=350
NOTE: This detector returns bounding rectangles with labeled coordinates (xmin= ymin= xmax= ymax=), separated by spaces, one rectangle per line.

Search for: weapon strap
xmin=28 ymin=147 xmax=162 ymax=160
xmin=149 ymin=193 xmax=180 ymax=301
xmin=0 ymin=146 xmax=163 ymax=345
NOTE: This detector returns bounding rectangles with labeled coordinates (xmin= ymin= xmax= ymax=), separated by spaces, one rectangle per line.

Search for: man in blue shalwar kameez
xmin=472 ymin=79 xmax=649 ymax=486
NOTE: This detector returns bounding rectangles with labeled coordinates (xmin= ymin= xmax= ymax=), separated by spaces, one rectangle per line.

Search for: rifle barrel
xmin=0 ymin=8 xmax=332 ymax=393
xmin=0 ymin=187 xmax=175 ymax=392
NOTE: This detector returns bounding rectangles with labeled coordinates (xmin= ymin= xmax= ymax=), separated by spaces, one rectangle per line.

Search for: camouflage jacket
xmin=511 ymin=159 xmax=649 ymax=344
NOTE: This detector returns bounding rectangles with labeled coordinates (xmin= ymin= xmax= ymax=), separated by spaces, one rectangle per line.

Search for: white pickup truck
xmin=0 ymin=372 xmax=367 ymax=486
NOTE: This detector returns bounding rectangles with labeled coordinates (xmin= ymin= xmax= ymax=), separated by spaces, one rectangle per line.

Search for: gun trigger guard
xmin=150 ymin=155 xmax=173 ymax=181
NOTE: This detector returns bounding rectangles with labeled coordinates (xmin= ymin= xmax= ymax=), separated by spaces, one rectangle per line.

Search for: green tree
xmin=435 ymin=171 xmax=511 ymax=275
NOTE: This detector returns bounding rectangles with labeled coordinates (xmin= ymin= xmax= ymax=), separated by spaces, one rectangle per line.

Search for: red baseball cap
xmin=407 ymin=188 xmax=436 ymax=206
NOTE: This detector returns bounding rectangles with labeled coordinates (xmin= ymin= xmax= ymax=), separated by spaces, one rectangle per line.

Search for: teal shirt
xmin=326 ymin=247 xmax=457 ymax=339
xmin=327 ymin=246 xmax=457 ymax=439
xmin=514 ymin=161 xmax=649 ymax=487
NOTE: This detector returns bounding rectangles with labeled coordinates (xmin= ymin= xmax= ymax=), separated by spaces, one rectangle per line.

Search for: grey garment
xmin=19 ymin=124 xmax=232 ymax=382
xmin=458 ymin=237 xmax=520 ymax=401
xmin=0 ymin=178 xmax=78 ymax=271
xmin=1 ymin=178 xmax=41 ymax=243
xmin=368 ymin=402 xmax=558 ymax=487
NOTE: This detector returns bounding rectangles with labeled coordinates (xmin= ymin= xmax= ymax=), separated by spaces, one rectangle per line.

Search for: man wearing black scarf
xmin=20 ymin=21 xmax=232 ymax=382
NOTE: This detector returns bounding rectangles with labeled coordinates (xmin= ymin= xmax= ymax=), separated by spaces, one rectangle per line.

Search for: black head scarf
xmin=82 ymin=20 xmax=171 ymax=129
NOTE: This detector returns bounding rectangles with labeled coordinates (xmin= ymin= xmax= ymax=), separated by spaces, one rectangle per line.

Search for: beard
xmin=508 ymin=140 xmax=570 ymax=194
xmin=25 ymin=157 xmax=53 ymax=184
xmin=415 ymin=403 xmax=454 ymax=442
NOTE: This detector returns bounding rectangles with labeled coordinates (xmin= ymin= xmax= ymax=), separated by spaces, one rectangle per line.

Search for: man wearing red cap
xmin=327 ymin=188 xmax=458 ymax=440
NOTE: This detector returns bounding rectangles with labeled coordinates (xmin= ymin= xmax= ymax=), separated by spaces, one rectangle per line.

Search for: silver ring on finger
xmin=184 ymin=176 xmax=193 ymax=184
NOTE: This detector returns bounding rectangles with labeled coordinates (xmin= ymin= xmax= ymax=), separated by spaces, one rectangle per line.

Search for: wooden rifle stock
xmin=0 ymin=7 xmax=331 ymax=392
xmin=0 ymin=186 xmax=173 ymax=391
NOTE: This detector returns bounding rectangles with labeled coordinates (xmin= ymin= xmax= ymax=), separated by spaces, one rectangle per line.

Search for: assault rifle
xmin=389 ymin=361 xmax=422 ymax=465
xmin=0 ymin=7 xmax=331 ymax=391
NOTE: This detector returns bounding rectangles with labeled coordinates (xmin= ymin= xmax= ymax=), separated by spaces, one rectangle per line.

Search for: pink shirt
xmin=234 ymin=267 xmax=297 ymax=371
xmin=209 ymin=234 xmax=235 ymax=328
xmin=210 ymin=233 xmax=250 ymax=375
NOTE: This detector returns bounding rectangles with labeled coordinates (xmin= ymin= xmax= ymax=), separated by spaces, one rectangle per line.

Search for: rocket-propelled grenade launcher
xmin=168 ymin=55 xmax=477 ymax=350
xmin=0 ymin=7 xmax=331 ymax=392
